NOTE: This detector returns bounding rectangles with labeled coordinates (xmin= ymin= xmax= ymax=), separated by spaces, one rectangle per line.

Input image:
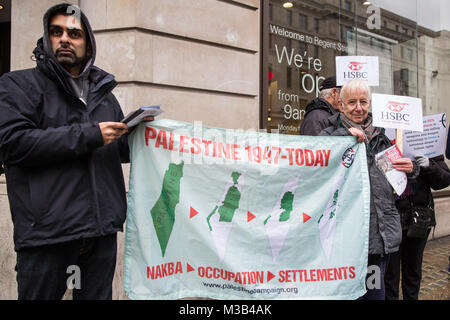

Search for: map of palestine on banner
xmin=123 ymin=119 xmax=371 ymax=300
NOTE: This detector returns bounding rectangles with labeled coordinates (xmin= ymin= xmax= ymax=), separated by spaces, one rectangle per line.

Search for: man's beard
xmin=55 ymin=48 xmax=87 ymax=73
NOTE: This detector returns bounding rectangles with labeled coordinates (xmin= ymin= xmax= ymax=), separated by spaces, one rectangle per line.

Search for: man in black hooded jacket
xmin=0 ymin=3 xmax=132 ymax=300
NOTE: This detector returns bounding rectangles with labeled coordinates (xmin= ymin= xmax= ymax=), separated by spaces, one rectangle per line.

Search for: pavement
xmin=416 ymin=235 xmax=450 ymax=300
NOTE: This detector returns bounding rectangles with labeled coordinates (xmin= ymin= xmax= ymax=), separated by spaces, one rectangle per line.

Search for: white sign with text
xmin=372 ymin=93 xmax=423 ymax=132
xmin=336 ymin=56 xmax=379 ymax=86
xmin=403 ymin=113 xmax=447 ymax=159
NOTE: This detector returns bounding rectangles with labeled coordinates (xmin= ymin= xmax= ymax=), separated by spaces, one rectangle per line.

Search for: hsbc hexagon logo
xmin=387 ymin=101 xmax=408 ymax=113
xmin=381 ymin=100 xmax=411 ymax=122
xmin=348 ymin=61 xmax=367 ymax=71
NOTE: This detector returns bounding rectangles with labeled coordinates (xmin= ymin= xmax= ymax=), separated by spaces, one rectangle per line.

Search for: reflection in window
xmin=344 ymin=1 xmax=352 ymax=12
xmin=345 ymin=26 xmax=353 ymax=40
xmin=299 ymin=42 xmax=307 ymax=55
xmin=408 ymin=48 xmax=413 ymax=61
xmin=314 ymin=18 xmax=320 ymax=33
xmin=261 ymin=0 xmax=444 ymax=136
xmin=287 ymin=67 xmax=292 ymax=88
xmin=299 ymin=14 xmax=307 ymax=30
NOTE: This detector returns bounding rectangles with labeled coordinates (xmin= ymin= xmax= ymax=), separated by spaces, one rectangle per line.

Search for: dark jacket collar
xmin=33 ymin=38 xmax=116 ymax=99
xmin=326 ymin=112 xmax=341 ymax=128
xmin=304 ymin=98 xmax=337 ymax=117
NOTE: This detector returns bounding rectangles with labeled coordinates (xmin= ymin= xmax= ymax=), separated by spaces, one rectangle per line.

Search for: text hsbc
xmin=343 ymin=71 xmax=368 ymax=79
xmin=381 ymin=112 xmax=410 ymax=121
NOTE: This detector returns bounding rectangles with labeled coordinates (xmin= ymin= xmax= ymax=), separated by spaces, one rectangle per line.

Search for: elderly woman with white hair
xmin=320 ymin=79 xmax=417 ymax=300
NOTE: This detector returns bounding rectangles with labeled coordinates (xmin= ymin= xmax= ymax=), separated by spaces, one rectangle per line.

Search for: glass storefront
xmin=261 ymin=0 xmax=447 ymax=135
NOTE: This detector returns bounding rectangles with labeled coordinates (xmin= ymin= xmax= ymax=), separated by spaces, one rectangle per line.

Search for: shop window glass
xmin=262 ymin=0 xmax=422 ymax=134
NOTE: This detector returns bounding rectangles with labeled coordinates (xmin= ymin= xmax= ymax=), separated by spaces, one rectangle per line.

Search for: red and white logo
xmin=348 ymin=61 xmax=367 ymax=71
xmin=387 ymin=101 xmax=408 ymax=113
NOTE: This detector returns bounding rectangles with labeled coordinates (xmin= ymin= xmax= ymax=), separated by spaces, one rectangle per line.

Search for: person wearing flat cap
xmin=299 ymin=76 xmax=342 ymax=136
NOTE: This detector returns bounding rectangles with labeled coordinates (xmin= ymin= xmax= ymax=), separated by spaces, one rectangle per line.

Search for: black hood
xmin=38 ymin=3 xmax=96 ymax=79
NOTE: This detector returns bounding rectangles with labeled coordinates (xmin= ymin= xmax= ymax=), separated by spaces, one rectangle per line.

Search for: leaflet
xmin=375 ymin=145 xmax=407 ymax=195
xmin=122 ymin=105 xmax=163 ymax=127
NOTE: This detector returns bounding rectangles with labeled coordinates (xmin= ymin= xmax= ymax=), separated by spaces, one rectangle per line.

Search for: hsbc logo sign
xmin=387 ymin=101 xmax=408 ymax=113
xmin=342 ymin=61 xmax=369 ymax=80
xmin=348 ymin=61 xmax=367 ymax=71
xmin=336 ymin=56 xmax=379 ymax=86
xmin=381 ymin=101 xmax=410 ymax=122
xmin=372 ymin=93 xmax=423 ymax=132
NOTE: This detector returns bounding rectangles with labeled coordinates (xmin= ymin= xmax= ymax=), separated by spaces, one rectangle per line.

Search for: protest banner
xmin=123 ymin=119 xmax=370 ymax=300
xmin=336 ymin=56 xmax=379 ymax=86
xmin=372 ymin=93 xmax=423 ymax=132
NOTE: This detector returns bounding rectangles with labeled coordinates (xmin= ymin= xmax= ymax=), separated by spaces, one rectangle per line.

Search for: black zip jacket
xmin=396 ymin=155 xmax=450 ymax=227
xmin=299 ymin=98 xmax=338 ymax=136
xmin=446 ymin=130 xmax=450 ymax=160
xmin=0 ymin=4 xmax=129 ymax=251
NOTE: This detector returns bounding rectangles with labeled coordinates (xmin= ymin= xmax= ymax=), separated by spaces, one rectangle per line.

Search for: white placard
xmin=384 ymin=128 xmax=396 ymax=143
xmin=402 ymin=113 xmax=447 ymax=159
xmin=336 ymin=56 xmax=379 ymax=86
xmin=372 ymin=93 xmax=423 ymax=132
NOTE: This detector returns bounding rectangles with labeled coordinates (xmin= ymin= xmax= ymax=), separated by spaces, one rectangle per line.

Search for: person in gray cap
xmin=299 ymin=76 xmax=342 ymax=136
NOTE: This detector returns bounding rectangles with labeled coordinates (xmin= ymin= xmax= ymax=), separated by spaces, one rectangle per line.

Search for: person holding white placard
xmin=446 ymin=130 xmax=450 ymax=160
xmin=385 ymin=155 xmax=450 ymax=300
xmin=320 ymin=79 xmax=418 ymax=300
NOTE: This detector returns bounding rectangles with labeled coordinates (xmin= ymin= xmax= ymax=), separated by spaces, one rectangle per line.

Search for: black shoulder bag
xmin=407 ymin=195 xmax=433 ymax=239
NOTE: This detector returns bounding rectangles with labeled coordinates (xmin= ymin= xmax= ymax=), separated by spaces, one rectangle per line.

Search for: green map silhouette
xmin=279 ymin=191 xmax=294 ymax=221
xmin=207 ymin=172 xmax=242 ymax=230
xmin=150 ymin=162 xmax=184 ymax=256
xmin=264 ymin=191 xmax=295 ymax=225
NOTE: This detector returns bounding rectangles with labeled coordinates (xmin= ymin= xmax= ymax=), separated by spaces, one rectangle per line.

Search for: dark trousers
xmin=16 ymin=233 xmax=117 ymax=300
xmin=359 ymin=254 xmax=389 ymax=300
xmin=384 ymin=229 xmax=430 ymax=300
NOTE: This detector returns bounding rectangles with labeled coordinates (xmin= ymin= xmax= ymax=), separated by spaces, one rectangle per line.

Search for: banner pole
xmin=396 ymin=129 xmax=403 ymax=154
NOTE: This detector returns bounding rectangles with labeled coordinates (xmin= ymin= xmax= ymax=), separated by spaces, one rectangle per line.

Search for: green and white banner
xmin=123 ymin=119 xmax=370 ymax=300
